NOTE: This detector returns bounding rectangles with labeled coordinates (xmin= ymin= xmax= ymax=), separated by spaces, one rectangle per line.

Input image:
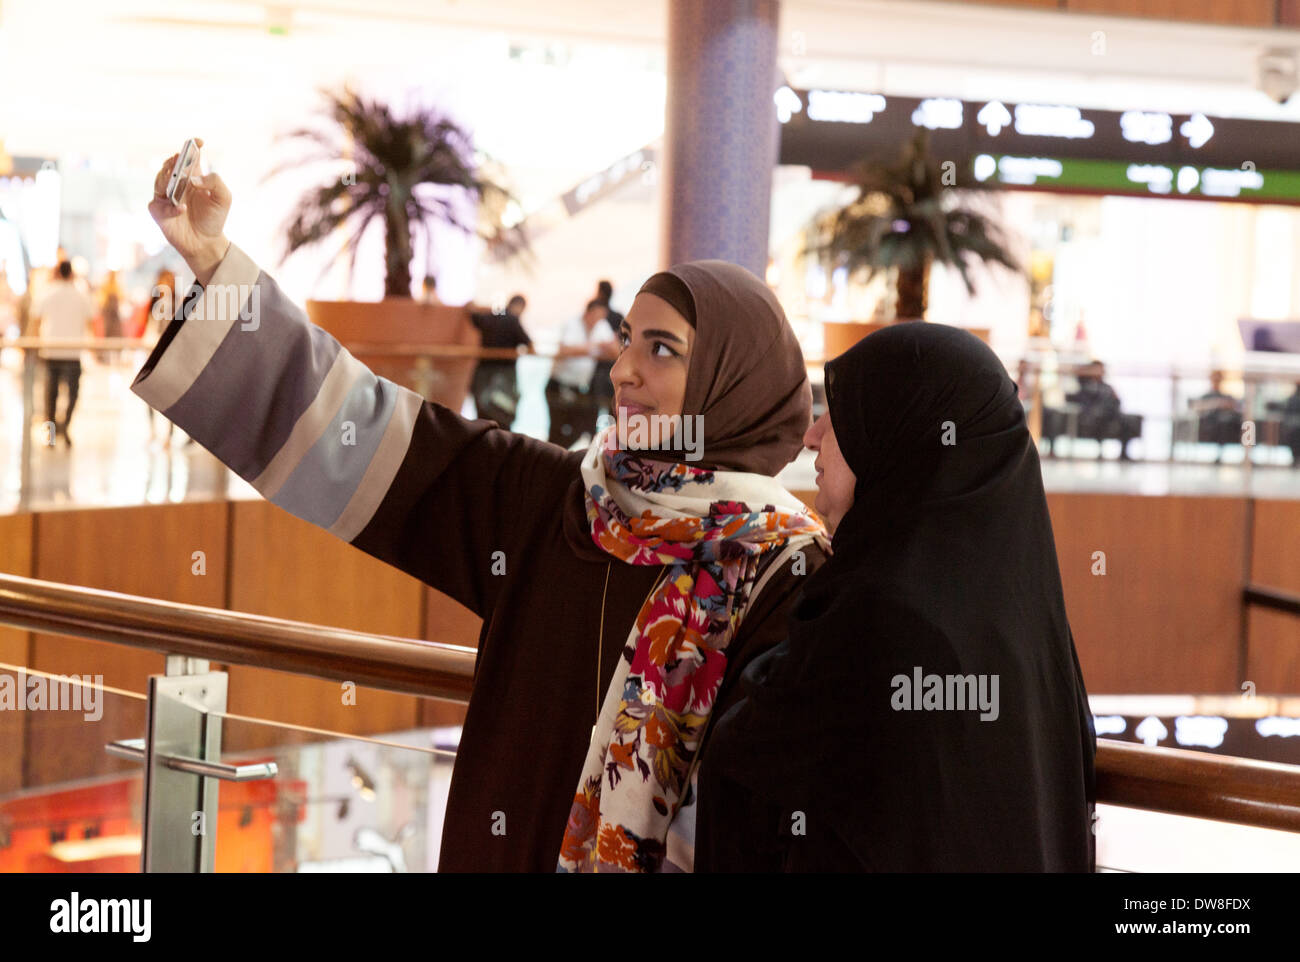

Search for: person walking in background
xmin=33 ymin=260 xmax=95 ymax=448
xmin=21 ymin=265 xmax=50 ymax=337
xmin=469 ymin=293 xmax=532 ymax=428
xmin=143 ymin=268 xmax=179 ymax=447
xmin=96 ymin=270 xmax=124 ymax=365
xmin=592 ymin=280 xmax=623 ymax=422
xmin=0 ymin=261 xmax=17 ymax=336
xmin=546 ymin=298 xmax=617 ymax=448
xmin=596 ymin=279 xmax=624 ymax=336
xmin=419 ymin=275 xmax=443 ymax=306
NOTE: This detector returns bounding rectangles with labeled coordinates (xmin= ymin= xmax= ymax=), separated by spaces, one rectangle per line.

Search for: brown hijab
xmin=561 ymin=259 xmax=812 ymax=560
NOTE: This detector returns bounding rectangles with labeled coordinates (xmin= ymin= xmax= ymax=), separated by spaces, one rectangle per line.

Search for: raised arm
xmin=136 ymin=143 xmax=578 ymax=616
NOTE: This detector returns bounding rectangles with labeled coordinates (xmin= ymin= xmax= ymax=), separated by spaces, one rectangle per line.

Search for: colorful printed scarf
xmin=557 ymin=425 xmax=828 ymax=872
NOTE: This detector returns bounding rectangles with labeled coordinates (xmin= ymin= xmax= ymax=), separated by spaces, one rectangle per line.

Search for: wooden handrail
xmin=1096 ymin=739 xmax=1300 ymax=833
xmin=2 ymin=571 xmax=1299 ymax=832
xmin=0 ymin=572 xmax=474 ymax=700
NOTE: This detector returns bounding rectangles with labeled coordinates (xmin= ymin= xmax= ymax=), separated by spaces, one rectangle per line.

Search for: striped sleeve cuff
xmin=130 ymin=243 xmax=262 ymax=413
xmin=130 ymin=242 xmax=426 ymax=545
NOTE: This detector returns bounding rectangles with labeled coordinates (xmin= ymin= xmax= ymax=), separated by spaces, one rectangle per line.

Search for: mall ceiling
xmin=101 ymin=0 xmax=1300 ymax=110
xmin=4 ymin=0 xmax=1300 ymax=175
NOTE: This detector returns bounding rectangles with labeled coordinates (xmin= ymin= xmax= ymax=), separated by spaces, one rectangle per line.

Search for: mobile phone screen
xmin=168 ymin=140 xmax=198 ymax=205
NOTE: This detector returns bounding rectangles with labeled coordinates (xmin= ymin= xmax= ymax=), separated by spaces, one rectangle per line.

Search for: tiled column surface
xmin=662 ymin=0 xmax=781 ymax=276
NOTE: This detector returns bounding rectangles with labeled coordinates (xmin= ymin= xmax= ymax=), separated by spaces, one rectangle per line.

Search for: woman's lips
xmin=619 ymin=403 xmax=652 ymax=418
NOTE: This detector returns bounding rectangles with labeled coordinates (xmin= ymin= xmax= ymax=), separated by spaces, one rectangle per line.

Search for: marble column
xmin=662 ymin=0 xmax=781 ymax=276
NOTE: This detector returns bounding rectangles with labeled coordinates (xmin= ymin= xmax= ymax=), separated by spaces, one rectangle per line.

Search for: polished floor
xmin=2 ymin=354 xmax=1298 ymax=516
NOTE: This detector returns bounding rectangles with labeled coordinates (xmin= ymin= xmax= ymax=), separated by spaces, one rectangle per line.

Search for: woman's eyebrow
xmin=639 ymin=328 xmax=688 ymax=345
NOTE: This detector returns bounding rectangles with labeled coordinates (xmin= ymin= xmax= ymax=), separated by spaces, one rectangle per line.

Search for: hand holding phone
xmin=165 ymin=138 xmax=199 ymax=205
xmin=148 ymin=137 xmax=232 ymax=285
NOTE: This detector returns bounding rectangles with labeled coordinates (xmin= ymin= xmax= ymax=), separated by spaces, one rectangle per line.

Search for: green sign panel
xmin=973 ymin=154 xmax=1300 ymax=204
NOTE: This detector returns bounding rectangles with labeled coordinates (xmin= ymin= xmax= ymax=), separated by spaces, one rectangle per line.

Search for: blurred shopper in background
xmin=592 ymin=279 xmax=623 ymax=422
xmin=1189 ymin=370 xmax=1243 ymax=461
xmin=1069 ymin=360 xmax=1121 ymax=430
xmin=0 ymin=261 xmax=16 ymax=335
xmin=596 ymin=278 xmax=624 ymax=336
xmin=96 ymin=270 xmax=124 ymax=365
xmin=22 ymin=266 xmax=50 ymax=336
xmin=546 ymin=297 xmax=617 ymax=447
xmin=419 ymin=275 xmax=443 ymax=306
xmin=1277 ymin=383 xmax=1300 ymax=466
xmin=144 ymin=269 xmax=179 ymax=447
xmin=33 ymin=260 xmax=95 ymax=448
xmin=1041 ymin=359 xmax=1142 ymax=460
xmin=469 ymin=293 xmax=532 ymax=428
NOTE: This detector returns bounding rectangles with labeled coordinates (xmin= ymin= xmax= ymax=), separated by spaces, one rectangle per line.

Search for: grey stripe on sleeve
xmin=162 ymin=269 xmax=344 ymax=482
xmin=132 ymin=240 xmax=423 ymax=545
xmin=264 ymin=360 xmax=403 ymax=531
xmin=130 ymin=244 xmax=261 ymax=412
xmin=329 ymin=385 xmax=423 ymax=543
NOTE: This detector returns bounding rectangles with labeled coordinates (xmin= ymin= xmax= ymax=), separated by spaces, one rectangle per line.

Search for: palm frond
xmin=269 ymin=84 xmax=531 ymax=297
xmin=809 ymin=129 xmax=1023 ymax=315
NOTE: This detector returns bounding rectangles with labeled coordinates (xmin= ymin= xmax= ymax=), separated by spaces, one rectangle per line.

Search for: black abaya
xmin=695 ymin=323 xmax=1097 ymax=872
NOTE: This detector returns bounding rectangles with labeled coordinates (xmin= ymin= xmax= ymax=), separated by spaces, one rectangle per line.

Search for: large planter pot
xmin=306 ymin=299 xmax=480 ymax=413
xmin=821 ymin=321 xmax=889 ymax=360
xmin=821 ymin=320 xmax=991 ymax=360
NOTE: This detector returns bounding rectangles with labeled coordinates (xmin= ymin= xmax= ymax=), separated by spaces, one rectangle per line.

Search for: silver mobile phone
xmin=166 ymin=138 xmax=199 ymax=205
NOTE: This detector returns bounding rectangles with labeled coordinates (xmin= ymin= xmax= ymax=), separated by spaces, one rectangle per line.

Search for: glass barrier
xmin=0 ymin=662 xmax=147 ymax=872
xmin=207 ymin=709 xmax=457 ymax=873
xmin=1021 ymin=359 xmax=1300 ymax=467
xmin=1095 ymin=803 xmax=1300 ymax=872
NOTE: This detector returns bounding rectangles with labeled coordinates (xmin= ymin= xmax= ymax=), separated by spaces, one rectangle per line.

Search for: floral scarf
xmin=557 ymin=426 xmax=828 ymax=872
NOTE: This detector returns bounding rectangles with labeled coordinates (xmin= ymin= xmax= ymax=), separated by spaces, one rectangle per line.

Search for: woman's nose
xmin=612 ymin=351 xmax=639 ymax=389
xmin=803 ymin=414 xmax=823 ymax=449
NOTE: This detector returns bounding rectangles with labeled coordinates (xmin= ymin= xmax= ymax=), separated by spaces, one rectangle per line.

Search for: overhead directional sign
xmin=777 ymin=87 xmax=1300 ymax=203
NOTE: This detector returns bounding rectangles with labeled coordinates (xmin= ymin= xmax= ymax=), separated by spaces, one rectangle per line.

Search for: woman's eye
xmin=653 ymin=341 xmax=678 ymax=359
xmin=616 ymin=331 xmax=630 ymax=348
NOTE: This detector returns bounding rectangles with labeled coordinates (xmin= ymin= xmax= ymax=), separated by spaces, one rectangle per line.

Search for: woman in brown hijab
xmin=135 ymin=147 xmax=830 ymax=872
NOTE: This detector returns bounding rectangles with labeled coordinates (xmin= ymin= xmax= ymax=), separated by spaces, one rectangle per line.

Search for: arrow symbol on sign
xmin=773 ymin=85 xmax=803 ymax=124
xmin=978 ymin=101 xmax=1012 ymax=136
xmin=1135 ymin=715 xmax=1168 ymax=746
xmin=1180 ymin=112 xmax=1214 ymax=149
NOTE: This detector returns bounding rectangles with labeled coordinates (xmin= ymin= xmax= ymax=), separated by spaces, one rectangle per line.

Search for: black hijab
xmin=695 ymin=322 xmax=1096 ymax=872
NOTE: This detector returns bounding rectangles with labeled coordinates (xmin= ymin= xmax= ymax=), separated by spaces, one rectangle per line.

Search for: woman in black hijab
xmin=695 ymin=322 xmax=1096 ymax=872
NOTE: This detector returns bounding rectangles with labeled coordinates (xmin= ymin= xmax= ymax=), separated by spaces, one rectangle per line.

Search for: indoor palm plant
xmin=268 ymin=87 xmax=529 ymax=409
xmin=274 ymin=86 xmax=528 ymax=297
xmin=809 ymin=129 xmax=1020 ymax=322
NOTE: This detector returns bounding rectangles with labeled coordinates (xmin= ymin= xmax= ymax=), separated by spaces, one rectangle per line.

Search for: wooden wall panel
xmin=725 ymin=491 xmax=1256 ymax=693
xmin=1065 ymin=0 xmax=1274 ymax=24
xmin=1245 ymin=500 xmax=1300 ymax=693
xmin=1245 ymin=609 xmax=1300 ymax=693
xmin=1251 ymin=500 xmax=1300 ymax=594
xmin=4 ymin=487 xmax=1286 ymax=792
xmin=0 ymin=512 xmax=35 ymax=795
xmin=224 ymin=501 xmax=426 ymax=751
xmin=26 ymin=503 xmax=228 ymax=787
xmin=977 ymin=0 xmax=1064 ymax=8
xmin=1046 ymin=494 xmax=1245 ymax=693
